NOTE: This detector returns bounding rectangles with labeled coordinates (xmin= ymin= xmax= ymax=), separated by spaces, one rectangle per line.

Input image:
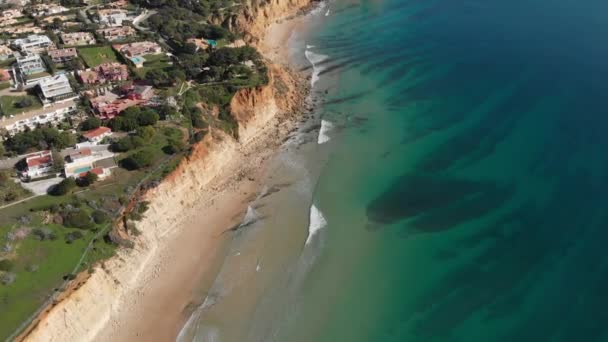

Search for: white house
xmin=97 ymin=9 xmax=128 ymax=27
xmin=82 ymin=126 xmax=112 ymax=144
xmin=11 ymin=35 xmax=53 ymax=53
xmin=64 ymin=147 xmax=114 ymax=179
xmin=21 ymin=150 xmax=53 ymax=179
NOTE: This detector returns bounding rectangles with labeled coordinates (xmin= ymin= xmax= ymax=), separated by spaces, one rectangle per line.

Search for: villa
xmin=96 ymin=26 xmax=135 ymax=42
xmin=48 ymin=48 xmax=78 ymax=63
xmin=114 ymin=41 xmax=162 ymax=58
xmin=61 ymin=32 xmax=96 ymax=46
xmin=79 ymin=63 xmax=128 ymax=85
xmin=64 ymin=147 xmax=115 ymax=179
xmin=20 ymin=150 xmax=53 ymax=179
xmin=11 ymin=35 xmax=54 ymax=53
xmin=82 ymin=126 xmax=112 ymax=144
xmin=97 ymin=9 xmax=128 ymax=27
xmin=0 ymin=45 xmax=15 ymax=60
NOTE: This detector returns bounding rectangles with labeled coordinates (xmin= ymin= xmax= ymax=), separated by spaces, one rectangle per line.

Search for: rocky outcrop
xmin=216 ymin=0 xmax=316 ymax=43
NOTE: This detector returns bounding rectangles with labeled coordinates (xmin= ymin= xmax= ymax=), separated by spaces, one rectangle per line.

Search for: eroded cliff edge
xmin=19 ymin=0 xmax=313 ymax=340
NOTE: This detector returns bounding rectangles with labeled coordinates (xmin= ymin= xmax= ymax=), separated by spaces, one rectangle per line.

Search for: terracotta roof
xmin=79 ymin=167 xmax=103 ymax=178
xmin=83 ymin=126 xmax=111 ymax=139
xmin=27 ymin=155 xmax=52 ymax=167
xmin=70 ymin=147 xmax=92 ymax=159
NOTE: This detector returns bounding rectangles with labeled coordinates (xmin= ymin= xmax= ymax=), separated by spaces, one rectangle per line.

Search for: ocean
xmin=179 ymin=0 xmax=608 ymax=341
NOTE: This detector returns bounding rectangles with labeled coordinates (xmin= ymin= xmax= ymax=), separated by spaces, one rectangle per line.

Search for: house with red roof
xmin=21 ymin=150 xmax=54 ymax=179
xmin=82 ymin=126 xmax=112 ymax=144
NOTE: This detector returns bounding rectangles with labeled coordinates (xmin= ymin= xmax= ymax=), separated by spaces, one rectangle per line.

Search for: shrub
xmin=77 ymin=171 xmax=98 ymax=187
xmin=1 ymin=272 xmax=16 ymax=285
xmin=111 ymin=137 xmax=132 ymax=152
xmin=92 ymin=210 xmax=109 ymax=224
xmin=63 ymin=210 xmax=93 ymax=229
xmin=49 ymin=178 xmax=77 ymax=196
xmin=0 ymin=259 xmax=15 ymax=272
xmin=121 ymin=149 xmax=155 ymax=170
xmin=81 ymin=117 xmax=101 ymax=131
xmin=32 ymin=228 xmax=57 ymax=241
xmin=65 ymin=231 xmax=84 ymax=244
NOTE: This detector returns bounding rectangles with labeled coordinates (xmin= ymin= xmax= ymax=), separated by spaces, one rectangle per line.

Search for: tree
xmin=121 ymin=149 xmax=154 ymax=170
xmin=135 ymin=126 xmax=155 ymax=141
xmin=49 ymin=177 xmax=77 ymax=196
xmin=16 ymin=97 xmax=33 ymax=108
xmin=145 ymin=69 xmax=171 ymax=87
xmin=65 ymin=58 xmax=84 ymax=71
xmin=137 ymin=109 xmax=159 ymax=126
xmin=81 ymin=117 xmax=101 ymax=131
xmin=111 ymin=136 xmax=134 ymax=152
xmin=78 ymin=171 xmax=98 ymax=187
xmin=0 ymin=259 xmax=14 ymax=272
xmin=63 ymin=210 xmax=93 ymax=229
xmin=51 ymin=149 xmax=64 ymax=174
xmin=55 ymin=132 xmax=77 ymax=148
xmin=92 ymin=210 xmax=109 ymax=224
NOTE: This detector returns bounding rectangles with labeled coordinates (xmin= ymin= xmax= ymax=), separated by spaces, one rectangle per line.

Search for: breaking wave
xmin=318 ymin=119 xmax=334 ymax=144
xmin=305 ymin=204 xmax=328 ymax=245
xmin=305 ymin=50 xmax=329 ymax=87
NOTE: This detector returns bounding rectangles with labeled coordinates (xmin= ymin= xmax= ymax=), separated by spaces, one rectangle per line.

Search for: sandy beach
xmin=19 ymin=5 xmax=313 ymax=342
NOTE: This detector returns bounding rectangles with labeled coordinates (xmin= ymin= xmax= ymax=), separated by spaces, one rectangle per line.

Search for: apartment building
xmin=16 ymin=53 xmax=46 ymax=75
xmin=38 ymin=74 xmax=76 ymax=104
xmin=0 ymin=100 xmax=78 ymax=135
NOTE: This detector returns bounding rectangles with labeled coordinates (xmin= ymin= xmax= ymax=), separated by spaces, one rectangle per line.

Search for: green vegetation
xmin=49 ymin=178 xmax=77 ymax=196
xmin=0 ymin=95 xmax=42 ymax=116
xmin=25 ymin=72 xmax=52 ymax=81
xmin=78 ymin=46 xmax=119 ymax=67
xmin=3 ymin=127 xmax=77 ymax=155
xmin=0 ymin=171 xmax=31 ymax=206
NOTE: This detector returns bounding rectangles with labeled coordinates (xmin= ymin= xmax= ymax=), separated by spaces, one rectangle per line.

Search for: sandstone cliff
xmin=20 ymin=2 xmax=311 ymax=339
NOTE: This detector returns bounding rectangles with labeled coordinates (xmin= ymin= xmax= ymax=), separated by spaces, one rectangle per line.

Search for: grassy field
xmin=0 ymin=122 xmax=186 ymax=340
xmin=133 ymin=54 xmax=172 ymax=77
xmin=78 ymin=46 xmax=120 ymax=67
xmin=0 ymin=95 xmax=42 ymax=116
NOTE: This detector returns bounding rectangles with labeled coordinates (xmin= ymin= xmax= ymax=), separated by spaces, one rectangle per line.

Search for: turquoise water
xmin=273 ymin=0 xmax=608 ymax=341
xmin=179 ymin=0 xmax=608 ymax=340
xmin=73 ymin=166 xmax=91 ymax=174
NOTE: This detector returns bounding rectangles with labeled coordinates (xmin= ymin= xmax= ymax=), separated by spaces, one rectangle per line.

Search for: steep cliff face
xmin=231 ymin=64 xmax=302 ymax=142
xmin=217 ymin=0 xmax=315 ymax=43
xmin=20 ymin=1 xmax=310 ymax=340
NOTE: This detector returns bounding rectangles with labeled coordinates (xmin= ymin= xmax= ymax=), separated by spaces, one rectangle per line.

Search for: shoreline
xmin=19 ymin=5 xmax=314 ymax=342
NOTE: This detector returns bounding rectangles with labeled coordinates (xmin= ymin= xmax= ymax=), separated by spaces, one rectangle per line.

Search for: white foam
xmin=305 ymin=204 xmax=327 ymax=245
xmin=240 ymin=205 xmax=259 ymax=227
xmin=256 ymin=263 xmax=262 ymax=272
xmin=306 ymin=44 xmax=315 ymax=49
xmin=305 ymin=50 xmax=329 ymax=87
xmin=325 ymin=9 xmax=331 ymax=16
xmin=318 ymin=119 xmax=334 ymax=144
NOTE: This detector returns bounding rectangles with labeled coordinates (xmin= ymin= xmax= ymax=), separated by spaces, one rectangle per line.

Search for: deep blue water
xmin=276 ymin=0 xmax=608 ymax=341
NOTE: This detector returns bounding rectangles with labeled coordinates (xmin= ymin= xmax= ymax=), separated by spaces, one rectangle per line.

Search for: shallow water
xmin=181 ymin=0 xmax=608 ymax=341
